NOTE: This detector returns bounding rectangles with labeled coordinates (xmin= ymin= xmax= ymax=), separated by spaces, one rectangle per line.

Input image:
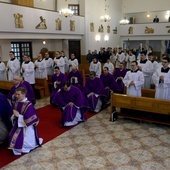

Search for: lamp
xmin=104 ymin=35 xmax=109 ymax=42
xmin=59 ymin=0 xmax=74 ymax=18
xmin=120 ymin=17 xmax=129 ymax=25
xmin=95 ymin=35 xmax=101 ymax=42
xmin=100 ymin=0 xmax=111 ymax=22
xmin=120 ymin=5 xmax=129 ymax=25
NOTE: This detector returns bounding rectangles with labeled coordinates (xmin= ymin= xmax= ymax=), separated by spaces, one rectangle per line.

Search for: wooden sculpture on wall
xmin=14 ymin=13 xmax=24 ymax=28
xmin=128 ymin=26 xmax=133 ymax=34
xmin=90 ymin=22 xmax=94 ymax=32
xmin=36 ymin=16 xmax=47 ymax=29
xmin=55 ymin=18 xmax=62 ymax=30
xmin=70 ymin=20 xmax=75 ymax=31
xmin=107 ymin=25 xmax=110 ymax=33
xmin=145 ymin=26 xmax=154 ymax=34
xmin=98 ymin=24 xmax=104 ymax=32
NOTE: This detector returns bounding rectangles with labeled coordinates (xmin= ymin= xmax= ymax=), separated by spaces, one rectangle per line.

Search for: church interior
xmin=0 ymin=0 xmax=170 ymax=169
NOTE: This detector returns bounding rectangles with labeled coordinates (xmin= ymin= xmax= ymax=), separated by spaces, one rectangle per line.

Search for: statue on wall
xmin=36 ymin=16 xmax=47 ymax=29
xmin=145 ymin=26 xmax=154 ymax=34
xmin=128 ymin=26 xmax=133 ymax=34
xmin=107 ymin=25 xmax=110 ymax=33
xmin=14 ymin=13 xmax=24 ymax=28
xmin=70 ymin=20 xmax=75 ymax=31
xmin=98 ymin=24 xmax=104 ymax=32
xmin=55 ymin=18 xmax=62 ymax=30
xmin=90 ymin=22 xmax=94 ymax=32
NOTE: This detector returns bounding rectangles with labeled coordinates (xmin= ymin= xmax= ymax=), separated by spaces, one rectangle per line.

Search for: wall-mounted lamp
xmin=104 ymin=35 xmax=109 ymax=42
xmin=43 ymin=40 xmax=46 ymax=45
xmin=95 ymin=35 xmax=101 ymax=42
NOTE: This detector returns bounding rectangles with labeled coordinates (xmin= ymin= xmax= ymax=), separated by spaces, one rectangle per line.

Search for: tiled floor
xmin=2 ymin=97 xmax=170 ymax=170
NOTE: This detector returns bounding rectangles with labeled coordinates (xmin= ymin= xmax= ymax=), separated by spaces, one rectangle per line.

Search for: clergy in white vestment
xmin=125 ymin=50 xmax=136 ymax=70
xmin=103 ymin=58 xmax=114 ymax=74
xmin=34 ymin=53 xmax=47 ymax=79
xmin=89 ymin=57 xmax=101 ymax=78
xmin=21 ymin=55 xmax=35 ymax=85
xmin=152 ymin=57 xmax=170 ymax=100
xmin=61 ymin=51 xmax=69 ymax=73
xmin=43 ymin=52 xmax=54 ymax=75
xmin=137 ymin=51 xmax=154 ymax=89
xmin=54 ymin=51 xmax=65 ymax=73
xmin=0 ymin=57 xmax=7 ymax=80
xmin=68 ymin=53 xmax=79 ymax=72
xmin=7 ymin=51 xmax=20 ymax=81
xmin=115 ymin=48 xmax=126 ymax=68
xmin=123 ymin=61 xmax=144 ymax=96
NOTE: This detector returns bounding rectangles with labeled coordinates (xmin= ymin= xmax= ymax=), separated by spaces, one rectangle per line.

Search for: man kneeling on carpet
xmin=8 ymin=87 xmax=43 ymax=155
xmin=52 ymin=82 xmax=89 ymax=126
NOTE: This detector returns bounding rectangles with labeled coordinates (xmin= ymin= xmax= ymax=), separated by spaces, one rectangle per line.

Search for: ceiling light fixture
xmin=120 ymin=5 xmax=129 ymax=25
xmin=59 ymin=0 xmax=74 ymax=18
xmin=100 ymin=0 xmax=111 ymax=22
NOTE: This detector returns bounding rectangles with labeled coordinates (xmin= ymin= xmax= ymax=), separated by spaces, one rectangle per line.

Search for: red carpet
xmin=0 ymin=104 xmax=95 ymax=168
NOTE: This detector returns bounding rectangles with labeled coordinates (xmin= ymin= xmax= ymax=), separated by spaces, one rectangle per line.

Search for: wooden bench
xmin=124 ymin=87 xmax=155 ymax=98
xmin=35 ymin=78 xmax=50 ymax=98
xmin=0 ymin=80 xmax=13 ymax=91
xmin=110 ymin=92 xmax=170 ymax=126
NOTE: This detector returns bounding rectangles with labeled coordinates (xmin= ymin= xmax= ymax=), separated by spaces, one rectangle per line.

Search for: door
xmin=69 ymin=40 xmax=81 ymax=63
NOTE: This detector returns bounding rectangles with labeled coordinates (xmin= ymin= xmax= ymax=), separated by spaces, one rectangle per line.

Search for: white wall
xmin=82 ymin=0 xmax=122 ymax=54
xmin=123 ymin=0 xmax=170 ymax=13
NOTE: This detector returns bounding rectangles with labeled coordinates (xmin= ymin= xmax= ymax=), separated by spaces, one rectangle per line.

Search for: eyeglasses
xmin=162 ymin=61 xmax=168 ymax=63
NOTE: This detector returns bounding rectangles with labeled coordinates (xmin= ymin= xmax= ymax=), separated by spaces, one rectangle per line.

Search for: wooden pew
xmin=0 ymin=80 xmax=13 ymax=91
xmin=124 ymin=87 xmax=155 ymax=98
xmin=79 ymin=63 xmax=90 ymax=77
xmin=110 ymin=92 xmax=170 ymax=126
xmin=35 ymin=78 xmax=50 ymax=98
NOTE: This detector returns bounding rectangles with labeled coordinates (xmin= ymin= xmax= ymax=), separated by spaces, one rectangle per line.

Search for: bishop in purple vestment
xmin=83 ymin=71 xmax=107 ymax=112
xmin=53 ymin=82 xmax=89 ymax=126
xmin=8 ymin=87 xmax=42 ymax=155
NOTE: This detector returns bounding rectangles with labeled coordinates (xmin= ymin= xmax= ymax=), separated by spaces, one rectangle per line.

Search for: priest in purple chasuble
xmin=0 ymin=93 xmax=12 ymax=144
xmin=100 ymin=67 xmax=118 ymax=101
xmin=83 ymin=71 xmax=107 ymax=113
xmin=113 ymin=62 xmax=127 ymax=93
xmin=50 ymin=66 xmax=67 ymax=104
xmin=68 ymin=65 xmax=83 ymax=90
xmin=8 ymin=87 xmax=43 ymax=155
xmin=52 ymin=82 xmax=89 ymax=126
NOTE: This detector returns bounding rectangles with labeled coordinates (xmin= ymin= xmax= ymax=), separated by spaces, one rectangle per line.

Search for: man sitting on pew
xmin=8 ymin=76 xmax=35 ymax=105
xmin=68 ymin=65 xmax=83 ymax=90
xmin=50 ymin=66 xmax=67 ymax=104
xmin=152 ymin=57 xmax=170 ymax=100
xmin=123 ymin=61 xmax=144 ymax=96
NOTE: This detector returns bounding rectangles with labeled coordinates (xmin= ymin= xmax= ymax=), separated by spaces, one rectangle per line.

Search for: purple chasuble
xmin=113 ymin=68 xmax=127 ymax=93
xmin=52 ymin=85 xmax=89 ymax=125
xmin=22 ymin=80 xmax=36 ymax=104
xmin=8 ymin=101 xmax=40 ymax=150
xmin=83 ymin=77 xmax=107 ymax=111
xmin=68 ymin=70 xmax=83 ymax=90
xmin=50 ymin=72 xmax=67 ymax=103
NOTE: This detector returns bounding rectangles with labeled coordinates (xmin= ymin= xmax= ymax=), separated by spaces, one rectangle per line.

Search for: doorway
xmin=69 ymin=40 xmax=81 ymax=63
